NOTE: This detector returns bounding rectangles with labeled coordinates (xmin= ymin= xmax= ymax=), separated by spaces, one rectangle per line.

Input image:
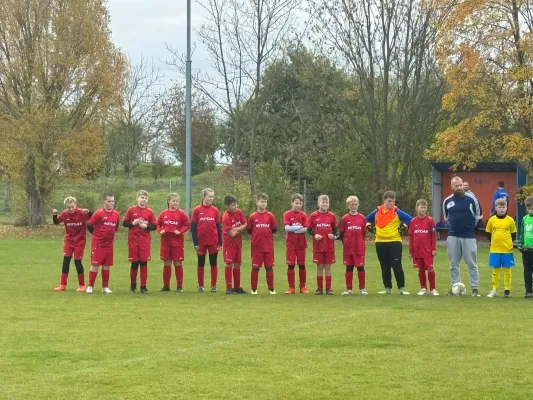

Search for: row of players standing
xmin=52 ymin=188 xmax=442 ymax=295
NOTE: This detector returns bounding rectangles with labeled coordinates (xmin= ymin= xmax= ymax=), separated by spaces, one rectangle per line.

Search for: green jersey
xmin=521 ymin=214 xmax=533 ymax=247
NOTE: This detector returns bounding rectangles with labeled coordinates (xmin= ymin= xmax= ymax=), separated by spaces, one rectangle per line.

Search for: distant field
xmin=1 ymin=234 xmax=532 ymax=399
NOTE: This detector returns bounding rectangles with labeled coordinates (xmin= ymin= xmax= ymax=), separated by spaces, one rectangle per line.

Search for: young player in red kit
xmin=158 ymin=193 xmax=190 ymax=292
xmin=191 ymin=188 xmax=223 ymax=292
xmin=409 ymin=199 xmax=438 ymax=296
xmin=338 ymin=196 xmax=368 ymax=295
xmin=283 ymin=194 xmax=310 ymax=294
xmin=222 ymin=196 xmax=248 ymax=294
xmin=52 ymin=197 xmax=92 ymax=292
xmin=308 ymin=195 xmax=337 ymax=295
xmin=123 ymin=190 xmax=157 ymax=294
xmin=247 ymin=193 xmax=278 ymax=295
xmin=86 ymin=193 xmax=120 ymax=294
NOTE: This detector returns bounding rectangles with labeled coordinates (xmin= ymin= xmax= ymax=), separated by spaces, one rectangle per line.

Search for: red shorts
xmin=160 ymin=244 xmax=184 ymax=262
xmin=63 ymin=241 xmax=85 ymax=260
xmin=197 ymin=244 xmax=219 ymax=256
xmin=313 ymin=252 xmax=335 ymax=264
xmin=128 ymin=244 xmax=151 ymax=262
xmin=91 ymin=243 xmax=114 ymax=266
xmin=343 ymin=254 xmax=365 ymax=267
xmin=413 ymin=257 xmax=433 ymax=270
xmin=286 ymin=249 xmax=306 ymax=265
xmin=252 ymin=251 xmax=275 ymax=268
xmin=224 ymin=246 xmax=242 ymax=264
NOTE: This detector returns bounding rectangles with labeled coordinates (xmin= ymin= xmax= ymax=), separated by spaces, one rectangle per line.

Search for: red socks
xmin=298 ymin=267 xmax=306 ymax=288
xmin=317 ymin=276 xmax=324 ymax=290
xmin=325 ymin=276 xmax=332 ymax=291
xmin=233 ymin=268 xmax=241 ymax=289
xmin=175 ymin=265 xmax=183 ymax=287
xmin=287 ymin=268 xmax=295 ymax=288
xmin=163 ymin=266 xmax=172 ymax=287
xmin=225 ymin=266 xmax=233 ymax=289
xmin=211 ymin=266 xmax=218 ymax=287
xmin=418 ymin=268 xmax=427 ymax=289
xmin=101 ymin=269 xmax=110 ymax=288
xmin=89 ymin=271 xmax=98 ymax=287
xmin=251 ymin=268 xmax=259 ymax=290
xmin=266 ymin=268 xmax=274 ymax=289
xmin=428 ymin=270 xmax=436 ymax=291
xmin=358 ymin=269 xmax=366 ymax=289
xmin=77 ymin=273 xmax=85 ymax=286
xmin=345 ymin=271 xmax=353 ymax=290
xmin=140 ymin=266 xmax=147 ymax=287
xmin=60 ymin=273 xmax=68 ymax=286
xmin=197 ymin=266 xmax=204 ymax=287
xmin=130 ymin=268 xmax=138 ymax=285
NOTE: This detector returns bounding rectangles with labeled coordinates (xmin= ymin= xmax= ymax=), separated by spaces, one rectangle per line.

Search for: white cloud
xmin=108 ymin=0 xmax=208 ymax=85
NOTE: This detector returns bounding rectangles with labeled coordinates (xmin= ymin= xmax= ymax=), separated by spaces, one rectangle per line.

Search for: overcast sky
xmin=108 ymin=0 xmax=206 ymax=85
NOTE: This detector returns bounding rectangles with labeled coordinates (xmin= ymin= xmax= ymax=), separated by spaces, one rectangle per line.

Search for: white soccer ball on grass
xmin=452 ymin=282 xmax=466 ymax=296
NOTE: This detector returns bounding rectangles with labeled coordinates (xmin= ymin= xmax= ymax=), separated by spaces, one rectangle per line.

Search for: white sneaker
xmin=399 ymin=288 xmax=410 ymax=295
xmin=417 ymin=288 xmax=427 ymax=296
xmin=487 ymin=290 xmax=498 ymax=298
xmin=359 ymin=288 xmax=368 ymax=295
xmin=341 ymin=289 xmax=353 ymax=295
xmin=102 ymin=287 xmax=113 ymax=294
xmin=430 ymin=289 xmax=439 ymax=296
xmin=86 ymin=286 xmax=93 ymax=294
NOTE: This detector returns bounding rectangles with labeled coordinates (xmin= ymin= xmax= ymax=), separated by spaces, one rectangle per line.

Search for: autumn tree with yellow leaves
xmin=0 ymin=0 xmax=124 ymax=226
xmin=426 ymin=0 xmax=533 ymax=176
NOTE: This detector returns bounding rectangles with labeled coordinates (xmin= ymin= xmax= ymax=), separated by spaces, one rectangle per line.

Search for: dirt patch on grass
xmin=0 ymin=224 xmax=64 ymax=239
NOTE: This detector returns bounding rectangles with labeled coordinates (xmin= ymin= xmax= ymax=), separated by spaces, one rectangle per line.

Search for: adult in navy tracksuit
xmin=491 ymin=181 xmax=509 ymax=214
xmin=443 ymin=176 xmax=483 ymax=296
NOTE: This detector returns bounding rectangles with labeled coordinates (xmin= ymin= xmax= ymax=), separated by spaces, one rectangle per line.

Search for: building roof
xmin=430 ymin=161 xmax=527 ymax=173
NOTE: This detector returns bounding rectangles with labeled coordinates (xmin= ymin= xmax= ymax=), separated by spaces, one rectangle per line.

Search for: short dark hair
xmin=103 ymin=192 xmax=114 ymax=200
xmin=256 ymin=193 xmax=269 ymax=201
xmin=224 ymin=195 xmax=237 ymax=206
xmin=525 ymin=196 xmax=533 ymax=208
xmin=291 ymin=193 xmax=303 ymax=203
xmin=498 ymin=181 xmax=504 ymax=188
xmin=383 ymin=191 xmax=396 ymax=201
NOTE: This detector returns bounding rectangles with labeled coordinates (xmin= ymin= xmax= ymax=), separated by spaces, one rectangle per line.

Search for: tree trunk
xmin=25 ymin=157 xmax=43 ymax=226
xmin=127 ymin=156 xmax=135 ymax=188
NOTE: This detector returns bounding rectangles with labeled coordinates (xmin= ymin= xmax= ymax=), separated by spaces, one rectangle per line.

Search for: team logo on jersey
xmin=447 ymin=201 xmax=455 ymax=209
xmin=526 ymin=224 xmax=533 ymax=233
xmin=347 ymin=225 xmax=362 ymax=230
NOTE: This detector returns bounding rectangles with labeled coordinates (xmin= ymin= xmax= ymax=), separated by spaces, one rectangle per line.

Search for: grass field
xmin=1 ymin=234 xmax=533 ymax=399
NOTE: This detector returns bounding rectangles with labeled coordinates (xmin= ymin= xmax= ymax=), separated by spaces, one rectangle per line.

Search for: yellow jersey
xmin=485 ymin=215 xmax=516 ymax=254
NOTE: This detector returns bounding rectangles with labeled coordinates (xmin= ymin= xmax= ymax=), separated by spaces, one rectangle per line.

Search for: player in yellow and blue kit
xmin=485 ymin=198 xmax=517 ymax=298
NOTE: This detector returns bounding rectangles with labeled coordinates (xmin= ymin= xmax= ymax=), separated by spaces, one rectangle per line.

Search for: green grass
xmin=1 ymin=237 xmax=532 ymax=399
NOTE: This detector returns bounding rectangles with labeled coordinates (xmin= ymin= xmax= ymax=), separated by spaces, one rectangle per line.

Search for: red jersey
xmin=309 ymin=210 xmax=337 ymax=253
xmin=88 ymin=208 xmax=120 ymax=244
xmin=222 ymin=209 xmax=247 ymax=250
xmin=123 ymin=205 xmax=157 ymax=246
xmin=247 ymin=211 xmax=278 ymax=253
xmin=158 ymin=209 xmax=190 ymax=247
xmin=191 ymin=204 xmax=221 ymax=246
xmin=339 ymin=213 xmax=366 ymax=255
xmin=283 ymin=210 xmax=308 ymax=251
xmin=57 ymin=208 xmax=89 ymax=244
xmin=408 ymin=216 xmax=437 ymax=258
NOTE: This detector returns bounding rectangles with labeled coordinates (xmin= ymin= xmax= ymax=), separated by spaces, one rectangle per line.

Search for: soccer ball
xmin=452 ymin=282 xmax=466 ymax=296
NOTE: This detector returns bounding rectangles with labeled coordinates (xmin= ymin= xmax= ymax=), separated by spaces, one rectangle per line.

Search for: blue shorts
xmin=488 ymin=252 xmax=515 ymax=268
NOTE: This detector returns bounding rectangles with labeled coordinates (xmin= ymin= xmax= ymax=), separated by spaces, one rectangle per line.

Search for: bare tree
xmin=108 ymin=56 xmax=165 ymax=187
xmin=167 ymin=0 xmax=299 ymax=191
xmin=310 ymin=0 xmax=445 ymax=201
